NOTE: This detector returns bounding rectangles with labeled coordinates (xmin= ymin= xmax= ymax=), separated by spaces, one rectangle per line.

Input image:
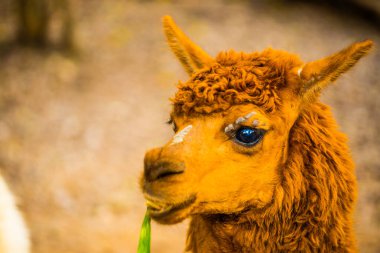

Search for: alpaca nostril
xmin=146 ymin=161 xmax=185 ymax=181
xmin=155 ymin=168 xmax=184 ymax=180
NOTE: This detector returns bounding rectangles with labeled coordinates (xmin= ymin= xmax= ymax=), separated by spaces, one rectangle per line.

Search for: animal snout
xmin=144 ymin=148 xmax=185 ymax=182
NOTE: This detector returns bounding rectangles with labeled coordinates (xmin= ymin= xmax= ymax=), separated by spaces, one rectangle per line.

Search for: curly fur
xmin=172 ymin=50 xmax=301 ymax=115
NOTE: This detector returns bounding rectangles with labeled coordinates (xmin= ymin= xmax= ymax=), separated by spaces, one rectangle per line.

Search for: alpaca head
xmin=141 ymin=16 xmax=373 ymax=224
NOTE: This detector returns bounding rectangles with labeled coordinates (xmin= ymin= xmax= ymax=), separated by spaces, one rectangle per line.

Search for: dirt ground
xmin=0 ymin=0 xmax=379 ymax=252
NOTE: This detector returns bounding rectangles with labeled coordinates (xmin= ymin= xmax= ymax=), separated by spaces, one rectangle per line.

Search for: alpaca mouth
xmin=146 ymin=199 xmax=170 ymax=213
xmin=145 ymin=195 xmax=196 ymax=223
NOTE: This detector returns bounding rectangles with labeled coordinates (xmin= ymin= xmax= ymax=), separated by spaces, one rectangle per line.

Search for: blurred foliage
xmin=15 ymin=0 xmax=76 ymax=51
xmin=284 ymin=0 xmax=380 ymax=29
xmin=16 ymin=0 xmax=49 ymax=47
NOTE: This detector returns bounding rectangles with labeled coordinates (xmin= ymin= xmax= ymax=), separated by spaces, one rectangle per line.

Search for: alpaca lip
xmin=146 ymin=195 xmax=196 ymax=220
xmin=147 ymin=203 xmax=172 ymax=214
xmin=146 ymin=199 xmax=167 ymax=211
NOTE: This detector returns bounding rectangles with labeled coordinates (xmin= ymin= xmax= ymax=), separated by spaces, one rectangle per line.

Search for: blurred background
xmin=0 ymin=0 xmax=379 ymax=252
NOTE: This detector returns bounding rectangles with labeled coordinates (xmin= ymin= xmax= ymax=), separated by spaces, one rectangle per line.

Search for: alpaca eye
xmin=235 ymin=127 xmax=264 ymax=147
xmin=166 ymin=118 xmax=178 ymax=132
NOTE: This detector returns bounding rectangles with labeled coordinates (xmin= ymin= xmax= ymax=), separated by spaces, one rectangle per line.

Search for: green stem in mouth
xmin=137 ymin=210 xmax=151 ymax=253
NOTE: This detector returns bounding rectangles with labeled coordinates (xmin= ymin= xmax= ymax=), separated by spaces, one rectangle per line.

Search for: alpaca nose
xmin=144 ymin=149 xmax=185 ymax=182
xmin=146 ymin=162 xmax=185 ymax=181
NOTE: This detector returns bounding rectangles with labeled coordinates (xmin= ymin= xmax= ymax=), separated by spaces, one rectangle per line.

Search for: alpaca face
xmin=142 ymin=100 xmax=300 ymax=224
xmin=140 ymin=16 xmax=372 ymax=224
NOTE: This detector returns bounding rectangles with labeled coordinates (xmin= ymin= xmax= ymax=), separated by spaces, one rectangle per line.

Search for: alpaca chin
xmin=146 ymin=194 xmax=196 ymax=224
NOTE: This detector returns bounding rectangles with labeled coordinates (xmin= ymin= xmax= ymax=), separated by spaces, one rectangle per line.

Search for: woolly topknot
xmin=171 ymin=49 xmax=302 ymax=115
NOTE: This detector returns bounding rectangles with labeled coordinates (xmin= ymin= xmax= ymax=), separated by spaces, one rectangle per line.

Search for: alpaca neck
xmin=187 ymin=205 xmax=355 ymax=252
xmin=186 ymin=103 xmax=357 ymax=253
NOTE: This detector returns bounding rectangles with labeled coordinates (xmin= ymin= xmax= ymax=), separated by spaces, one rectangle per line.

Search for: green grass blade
xmin=137 ymin=210 xmax=151 ymax=253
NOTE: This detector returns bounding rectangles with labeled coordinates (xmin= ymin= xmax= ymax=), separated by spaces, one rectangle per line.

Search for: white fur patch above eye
xmin=170 ymin=125 xmax=193 ymax=145
xmin=225 ymin=111 xmax=258 ymax=134
xmin=234 ymin=111 xmax=257 ymax=125
xmin=224 ymin=124 xmax=235 ymax=133
xmin=244 ymin=111 xmax=256 ymax=119
xmin=235 ymin=117 xmax=246 ymax=125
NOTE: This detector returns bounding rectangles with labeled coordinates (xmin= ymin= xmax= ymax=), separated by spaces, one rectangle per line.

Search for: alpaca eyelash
xmin=224 ymin=122 xmax=258 ymax=137
xmin=224 ymin=111 xmax=258 ymax=134
xmin=224 ymin=123 xmax=240 ymax=138
xmin=166 ymin=118 xmax=173 ymax=125
xmin=224 ymin=125 xmax=242 ymax=140
xmin=225 ymin=130 xmax=236 ymax=140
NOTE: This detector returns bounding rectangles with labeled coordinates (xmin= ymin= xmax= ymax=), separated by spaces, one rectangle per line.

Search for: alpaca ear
xmin=163 ymin=16 xmax=214 ymax=75
xmin=298 ymin=40 xmax=374 ymax=102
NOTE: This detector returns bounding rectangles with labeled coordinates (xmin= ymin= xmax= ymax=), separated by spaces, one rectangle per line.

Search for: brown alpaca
xmin=141 ymin=16 xmax=373 ymax=252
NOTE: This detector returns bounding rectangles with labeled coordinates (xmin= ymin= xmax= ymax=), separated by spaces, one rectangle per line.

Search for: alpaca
xmin=0 ymin=175 xmax=30 ymax=253
xmin=141 ymin=16 xmax=373 ymax=252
